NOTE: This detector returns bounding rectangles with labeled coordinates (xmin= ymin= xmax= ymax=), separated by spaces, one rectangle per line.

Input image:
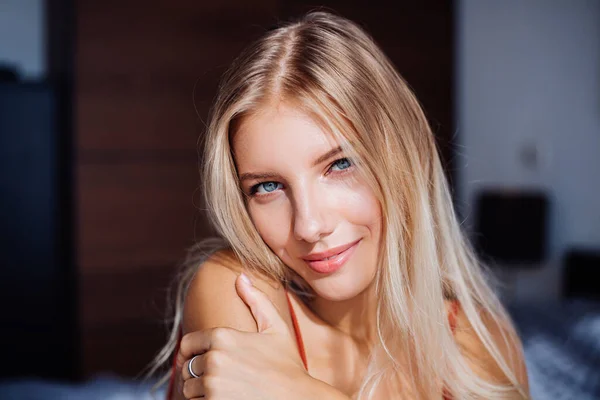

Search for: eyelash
xmin=248 ymin=157 xmax=354 ymax=197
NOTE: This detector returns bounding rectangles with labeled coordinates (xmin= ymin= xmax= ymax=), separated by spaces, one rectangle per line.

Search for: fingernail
xmin=240 ymin=272 xmax=252 ymax=286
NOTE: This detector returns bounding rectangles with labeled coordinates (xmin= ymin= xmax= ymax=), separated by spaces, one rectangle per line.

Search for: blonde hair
xmin=149 ymin=11 xmax=528 ymax=399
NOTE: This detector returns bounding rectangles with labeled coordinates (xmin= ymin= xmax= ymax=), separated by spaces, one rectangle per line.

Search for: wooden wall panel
xmin=79 ymin=265 xmax=173 ymax=377
xmin=81 ymin=320 xmax=167 ymax=377
xmin=77 ymin=162 xmax=204 ymax=271
xmin=80 ymin=265 xmax=172 ymax=327
xmin=77 ymin=87 xmax=203 ymax=152
xmin=76 ymin=0 xmax=279 ymax=152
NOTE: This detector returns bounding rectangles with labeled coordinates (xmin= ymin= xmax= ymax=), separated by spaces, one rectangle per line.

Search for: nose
xmin=292 ymin=185 xmax=333 ymax=243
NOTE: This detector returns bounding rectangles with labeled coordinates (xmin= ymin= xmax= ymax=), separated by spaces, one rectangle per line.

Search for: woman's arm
xmin=171 ymin=251 xmax=285 ymax=399
xmin=171 ymin=250 xmax=351 ymax=400
xmin=182 ymin=250 xmax=289 ymax=335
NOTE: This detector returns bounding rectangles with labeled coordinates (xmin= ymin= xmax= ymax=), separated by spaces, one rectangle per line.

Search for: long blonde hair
xmin=150 ymin=11 xmax=527 ymax=399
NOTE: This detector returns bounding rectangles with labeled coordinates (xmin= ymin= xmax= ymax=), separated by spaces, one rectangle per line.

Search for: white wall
xmin=456 ymin=0 xmax=600 ymax=301
xmin=0 ymin=0 xmax=45 ymax=80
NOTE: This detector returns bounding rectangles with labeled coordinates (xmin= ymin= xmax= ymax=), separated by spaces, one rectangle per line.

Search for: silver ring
xmin=188 ymin=355 xmax=201 ymax=378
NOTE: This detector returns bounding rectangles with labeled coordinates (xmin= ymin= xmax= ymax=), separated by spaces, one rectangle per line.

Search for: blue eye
xmin=330 ymin=158 xmax=352 ymax=171
xmin=251 ymin=181 xmax=282 ymax=195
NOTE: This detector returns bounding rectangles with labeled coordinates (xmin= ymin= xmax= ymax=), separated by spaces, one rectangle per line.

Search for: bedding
xmin=509 ymin=299 xmax=600 ymax=399
xmin=0 ymin=374 xmax=165 ymax=400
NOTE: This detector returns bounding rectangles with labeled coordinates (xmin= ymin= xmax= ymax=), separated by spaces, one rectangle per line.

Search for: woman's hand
xmin=176 ymin=273 xmax=343 ymax=400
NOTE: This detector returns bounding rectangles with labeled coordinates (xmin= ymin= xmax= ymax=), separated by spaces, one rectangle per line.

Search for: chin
xmin=308 ymin=274 xmax=374 ymax=302
xmin=313 ymin=289 xmax=354 ymax=302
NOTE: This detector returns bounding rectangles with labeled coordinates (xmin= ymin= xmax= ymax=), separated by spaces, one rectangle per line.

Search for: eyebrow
xmin=312 ymin=146 xmax=343 ymax=167
xmin=239 ymin=146 xmax=344 ymax=182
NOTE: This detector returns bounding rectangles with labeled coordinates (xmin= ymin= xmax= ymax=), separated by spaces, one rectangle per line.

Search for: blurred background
xmin=0 ymin=0 xmax=598 ymax=399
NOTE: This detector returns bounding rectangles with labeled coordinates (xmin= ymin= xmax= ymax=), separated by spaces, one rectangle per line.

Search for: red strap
xmin=285 ymin=291 xmax=308 ymax=371
xmin=167 ymin=327 xmax=183 ymax=400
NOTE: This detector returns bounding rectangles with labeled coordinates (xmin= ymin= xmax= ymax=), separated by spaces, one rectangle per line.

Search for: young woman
xmin=151 ymin=11 xmax=530 ymax=400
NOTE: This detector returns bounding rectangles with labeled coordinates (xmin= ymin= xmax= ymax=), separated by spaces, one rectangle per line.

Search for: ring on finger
xmin=188 ymin=354 xmax=201 ymax=379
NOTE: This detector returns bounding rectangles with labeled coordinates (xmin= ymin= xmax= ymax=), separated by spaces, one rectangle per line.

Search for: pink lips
xmin=302 ymin=239 xmax=361 ymax=274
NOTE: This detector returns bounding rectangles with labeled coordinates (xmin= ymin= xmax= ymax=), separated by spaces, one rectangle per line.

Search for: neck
xmin=308 ymin=279 xmax=379 ymax=348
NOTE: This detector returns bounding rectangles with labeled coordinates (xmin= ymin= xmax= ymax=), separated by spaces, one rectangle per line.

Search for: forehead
xmin=232 ymin=103 xmax=338 ymax=169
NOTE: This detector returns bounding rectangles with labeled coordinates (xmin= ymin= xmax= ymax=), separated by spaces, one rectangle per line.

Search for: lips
xmin=302 ymin=239 xmax=361 ymax=261
xmin=302 ymin=239 xmax=361 ymax=274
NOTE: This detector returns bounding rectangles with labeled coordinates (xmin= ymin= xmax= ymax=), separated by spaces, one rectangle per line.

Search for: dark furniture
xmin=0 ymin=83 xmax=77 ymax=380
xmin=563 ymin=248 xmax=600 ymax=300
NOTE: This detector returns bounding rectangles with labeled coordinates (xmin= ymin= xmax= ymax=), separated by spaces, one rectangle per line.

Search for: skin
xmin=174 ymin=101 xmax=530 ymax=399
xmin=234 ymin=101 xmax=383 ymax=349
xmin=177 ymin=273 xmax=351 ymax=399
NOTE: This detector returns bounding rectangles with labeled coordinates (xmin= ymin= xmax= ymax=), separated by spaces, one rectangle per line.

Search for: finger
xmin=182 ymin=376 xmax=205 ymax=400
xmin=235 ymin=273 xmax=290 ymax=335
xmin=177 ymin=327 xmax=239 ymax=370
xmin=176 ymin=330 xmax=211 ymax=369
xmin=182 ymin=354 xmax=204 ymax=381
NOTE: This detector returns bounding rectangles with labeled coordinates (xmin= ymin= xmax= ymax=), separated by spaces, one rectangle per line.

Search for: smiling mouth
xmin=302 ymin=239 xmax=362 ymax=262
xmin=302 ymin=239 xmax=361 ymax=274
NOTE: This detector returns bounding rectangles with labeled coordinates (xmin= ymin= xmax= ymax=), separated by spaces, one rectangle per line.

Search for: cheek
xmin=247 ymin=202 xmax=291 ymax=255
xmin=339 ymin=183 xmax=382 ymax=277
xmin=335 ymin=181 xmax=382 ymax=234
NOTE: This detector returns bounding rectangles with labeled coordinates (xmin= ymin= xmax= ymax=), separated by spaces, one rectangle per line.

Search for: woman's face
xmin=232 ymin=102 xmax=382 ymax=301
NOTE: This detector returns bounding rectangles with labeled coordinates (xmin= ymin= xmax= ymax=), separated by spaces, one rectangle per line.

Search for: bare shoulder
xmin=182 ymin=248 xmax=292 ymax=335
xmin=449 ymin=301 xmax=530 ymax=397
